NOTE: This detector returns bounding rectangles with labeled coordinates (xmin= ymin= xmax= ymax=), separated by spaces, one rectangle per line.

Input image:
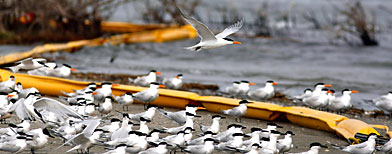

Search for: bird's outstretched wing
xmin=215 ymin=18 xmax=244 ymax=39
xmin=33 ymin=97 xmax=84 ymax=119
xmin=177 ymin=7 xmax=216 ymax=41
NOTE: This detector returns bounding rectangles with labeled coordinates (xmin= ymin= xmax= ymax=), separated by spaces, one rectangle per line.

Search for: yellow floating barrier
xmin=0 ymin=69 xmax=389 ymax=141
xmin=101 ymin=21 xmax=174 ymax=33
xmin=0 ymin=24 xmax=197 ymax=66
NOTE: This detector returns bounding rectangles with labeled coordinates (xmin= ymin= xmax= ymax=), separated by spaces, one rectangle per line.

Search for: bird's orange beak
xmin=175 ymin=76 xmax=179 ymax=78
xmin=233 ymin=41 xmax=242 ymax=45
xmin=112 ymin=84 xmax=120 ymax=87
xmin=7 ymin=95 xmax=14 ymax=97
xmin=156 ymin=72 xmax=162 ymax=75
xmin=71 ymin=68 xmax=78 ymax=72
xmin=197 ymin=107 xmax=206 ymax=110
xmin=325 ymin=84 xmax=332 ymax=87
xmin=92 ymin=92 xmax=98 ymax=95
xmin=249 ymin=83 xmax=256 ymax=86
xmin=327 ymin=90 xmax=333 ymax=94
xmin=159 ymin=85 xmax=166 ymax=88
xmin=273 ymin=82 xmax=278 ymax=85
xmin=352 ymin=90 xmax=358 ymax=93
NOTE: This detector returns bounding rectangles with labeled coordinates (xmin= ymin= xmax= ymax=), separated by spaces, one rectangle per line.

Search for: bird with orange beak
xmin=94 ymin=82 xmax=120 ymax=102
xmin=248 ymin=80 xmax=278 ymax=100
xmin=162 ymin=74 xmax=183 ymax=90
xmin=328 ymin=89 xmax=358 ymax=112
xmin=129 ymin=70 xmax=161 ymax=87
xmin=178 ymin=7 xmax=243 ymax=52
xmin=133 ymin=82 xmax=165 ymax=110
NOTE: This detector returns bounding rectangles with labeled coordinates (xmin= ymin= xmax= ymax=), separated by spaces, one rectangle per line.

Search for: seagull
xmin=0 ymin=123 xmax=23 ymax=136
xmin=125 ymin=132 xmax=148 ymax=153
xmin=138 ymin=142 xmax=169 ymax=154
xmin=215 ymin=124 xmax=246 ymax=142
xmin=10 ymin=93 xmax=84 ymax=123
xmin=182 ymin=138 xmax=217 ymax=154
xmin=0 ymin=135 xmax=32 ymax=153
xmin=158 ymin=104 xmax=199 ymax=125
xmin=368 ymin=91 xmax=392 ymax=113
xmin=61 ymin=82 xmax=97 ymax=97
xmin=242 ymin=127 xmax=264 ymax=147
xmin=161 ymin=112 xmax=200 ymax=134
xmin=198 ymin=115 xmax=225 ymax=134
xmin=0 ymin=75 xmax=15 ymax=93
xmin=47 ymin=63 xmax=78 ymax=77
xmin=147 ymin=129 xmax=165 ymax=143
xmin=221 ymin=100 xmax=253 ymax=122
xmin=162 ymin=74 xmax=183 ymax=90
xmin=99 ymin=118 xmax=121 ymax=133
xmin=113 ymin=92 xmax=134 ymax=111
xmin=129 ymin=70 xmax=161 ymax=87
xmin=138 ymin=117 xmax=151 ymax=134
xmin=94 ymin=82 xmax=119 ymax=102
xmin=98 ymin=96 xmax=114 ymax=114
xmin=187 ymin=131 xmax=215 ymax=145
xmin=133 ymin=82 xmax=165 ymax=110
xmin=160 ymin=131 xmax=186 ymax=153
xmin=331 ymin=133 xmax=377 ymax=154
xmin=103 ymin=143 xmax=128 ymax=154
xmin=215 ymin=133 xmax=245 ymax=151
xmin=310 ymin=83 xmax=332 ymax=97
xmin=120 ymin=104 xmax=159 ymax=122
xmin=6 ymin=57 xmax=47 ymax=73
xmin=289 ymin=142 xmax=327 ymax=154
xmin=225 ymin=81 xmax=241 ymax=96
xmin=378 ymin=138 xmax=392 ymax=154
xmin=303 ymin=88 xmax=331 ymax=108
xmin=258 ymin=130 xmax=281 ymax=154
xmin=277 ymin=131 xmax=295 ymax=153
xmin=26 ymin=128 xmax=55 ymax=154
xmin=260 ymin=123 xmax=283 ymax=139
xmin=291 ymin=88 xmax=313 ymax=104
xmin=248 ymin=80 xmax=278 ymax=100
xmin=328 ymin=89 xmax=358 ymax=112
xmin=178 ymin=7 xmax=243 ymax=51
xmin=246 ymin=143 xmax=262 ymax=154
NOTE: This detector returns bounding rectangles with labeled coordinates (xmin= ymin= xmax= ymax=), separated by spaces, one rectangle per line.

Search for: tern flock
xmin=0 ymin=6 xmax=391 ymax=154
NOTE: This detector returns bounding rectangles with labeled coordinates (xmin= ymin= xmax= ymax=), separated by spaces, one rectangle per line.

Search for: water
xmin=1 ymin=0 xmax=392 ymax=110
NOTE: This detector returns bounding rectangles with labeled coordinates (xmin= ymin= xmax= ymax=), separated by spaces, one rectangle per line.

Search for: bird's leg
xmin=123 ymin=105 xmax=125 ymax=111
xmin=126 ymin=106 xmax=129 ymax=111
xmin=30 ymin=149 xmax=35 ymax=154
xmin=144 ymin=103 xmax=147 ymax=110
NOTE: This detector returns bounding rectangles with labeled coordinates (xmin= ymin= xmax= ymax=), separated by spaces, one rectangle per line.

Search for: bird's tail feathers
xmin=6 ymin=66 xmax=19 ymax=73
xmin=184 ymin=46 xmax=202 ymax=52
xmin=157 ymin=108 xmax=169 ymax=116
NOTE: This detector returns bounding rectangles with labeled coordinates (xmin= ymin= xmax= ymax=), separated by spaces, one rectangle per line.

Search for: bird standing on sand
xmin=133 ymin=82 xmax=165 ymax=110
xmin=158 ymin=104 xmax=199 ymax=125
xmin=331 ymin=133 xmax=376 ymax=154
xmin=289 ymin=142 xmax=327 ymax=154
xmin=221 ymin=100 xmax=252 ymax=122
xmin=113 ymin=92 xmax=133 ymax=111
xmin=178 ymin=7 xmax=243 ymax=51
xmin=198 ymin=115 xmax=225 ymax=134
